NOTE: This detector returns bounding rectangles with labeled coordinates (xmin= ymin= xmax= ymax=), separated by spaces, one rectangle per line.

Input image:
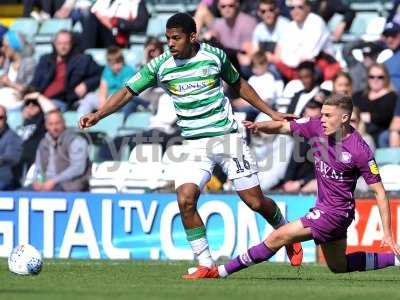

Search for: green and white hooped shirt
xmin=125 ymin=43 xmax=240 ymax=139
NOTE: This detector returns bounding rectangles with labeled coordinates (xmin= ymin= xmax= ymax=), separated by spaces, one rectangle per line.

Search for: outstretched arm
xmin=369 ymin=182 xmax=400 ymax=255
xmin=79 ymin=87 xmax=134 ymax=129
xmin=242 ymin=120 xmax=291 ymax=134
xmin=231 ymin=78 xmax=296 ymax=121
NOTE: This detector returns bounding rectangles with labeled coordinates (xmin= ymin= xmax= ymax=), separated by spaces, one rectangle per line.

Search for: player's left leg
xmin=234 ymin=176 xmax=303 ymax=266
xmin=321 ymin=239 xmax=400 ymax=273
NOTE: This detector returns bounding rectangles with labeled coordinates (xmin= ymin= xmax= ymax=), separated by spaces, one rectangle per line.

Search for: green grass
xmin=0 ymin=259 xmax=399 ymax=300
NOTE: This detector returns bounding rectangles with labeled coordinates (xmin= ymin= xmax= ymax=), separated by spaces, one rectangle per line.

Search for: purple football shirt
xmin=290 ymin=117 xmax=381 ymax=217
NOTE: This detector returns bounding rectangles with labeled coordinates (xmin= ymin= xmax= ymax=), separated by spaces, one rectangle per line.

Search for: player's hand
xmin=242 ymin=120 xmax=259 ymax=133
xmin=79 ymin=112 xmax=99 ymax=129
xmin=270 ymin=111 xmax=297 ymax=121
xmin=381 ymin=235 xmax=400 ymax=256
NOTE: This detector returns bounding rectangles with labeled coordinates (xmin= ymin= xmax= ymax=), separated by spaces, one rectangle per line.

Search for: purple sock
xmin=346 ymin=252 xmax=395 ymax=272
xmin=224 ymin=242 xmax=275 ymax=275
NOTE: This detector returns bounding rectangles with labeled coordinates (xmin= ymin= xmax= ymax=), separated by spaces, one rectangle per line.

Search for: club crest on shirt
xmin=340 ymin=151 xmax=352 ymax=163
xmin=295 ymin=117 xmax=310 ymax=124
xmin=201 ymin=68 xmax=209 ymax=76
xmin=368 ymin=159 xmax=379 ymax=175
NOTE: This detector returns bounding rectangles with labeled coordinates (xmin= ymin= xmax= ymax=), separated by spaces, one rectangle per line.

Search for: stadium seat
xmin=379 ymin=164 xmax=400 ymax=191
xmin=33 ymin=43 xmax=53 ymax=62
xmin=35 ymin=18 xmax=72 ymax=43
xmin=85 ymin=48 xmax=107 ymax=66
xmin=123 ymin=47 xmax=144 ymax=69
xmin=349 ymin=12 xmax=379 ymax=38
xmin=87 ymin=112 xmax=124 ymax=137
xmin=90 ymin=161 xmax=132 ymax=193
xmin=362 ymin=16 xmax=386 ymax=42
xmin=64 ymin=111 xmax=79 ymax=128
xmin=146 ymin=15 xmax=171 ymax=37
xmin=9 ymin=18 xmax=38 ymax=41
xmin=117 ymin=112 xmax=152 ymax=136
xmin=7 ymin=111 xmax=23 ymax=130
xmin=375 ymin=148 xmax=400 ymax=166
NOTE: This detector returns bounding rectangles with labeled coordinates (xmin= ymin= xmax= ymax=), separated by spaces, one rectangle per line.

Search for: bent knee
xmin=266 ymin=231 xmax=289 ymax=249
xmin=177 ymin=187 xmax=199 ymax=211
xmin=327 ymin=264 xmax=347 ymax=274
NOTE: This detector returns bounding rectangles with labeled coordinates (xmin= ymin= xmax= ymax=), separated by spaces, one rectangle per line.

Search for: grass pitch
xmin=0 ymin=259 xmax=399 ymax=300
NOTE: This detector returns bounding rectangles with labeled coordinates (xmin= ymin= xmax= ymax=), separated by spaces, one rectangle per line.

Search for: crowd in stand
xmin=0 ymin=0 xmax=399 ymax=193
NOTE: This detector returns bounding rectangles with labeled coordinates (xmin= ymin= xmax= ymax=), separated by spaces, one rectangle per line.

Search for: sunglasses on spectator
xmin=259 ymin=7 xmax=276 ymax=14
xmin=289 ymin=5 xmax=305 ymax=10
xmin=368 ymin=75 xmax=385 ymax=80
xmin=219 ymin=4 xmax=236 ymax=9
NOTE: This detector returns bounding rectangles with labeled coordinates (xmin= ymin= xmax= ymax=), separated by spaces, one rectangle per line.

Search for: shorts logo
xmin=340 ymin=152 xmax=352 ymax=163
xmin=295 ymin=117 xmax=310 ymax=124
xmin=368 ymin=159 xmax=379 ymax=175
xmin=306 ymin=209 xmax=323 ymax=220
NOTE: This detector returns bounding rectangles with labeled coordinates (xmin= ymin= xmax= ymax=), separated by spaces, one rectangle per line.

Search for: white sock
xmin=189 ymin=237 xmax=214 ymax=268
xmin=218 ymin=265 xmax=228 ymax=278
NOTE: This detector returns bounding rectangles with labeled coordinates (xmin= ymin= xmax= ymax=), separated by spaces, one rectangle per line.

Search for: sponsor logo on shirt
xmin=368 ymin=159 xmax=379 ymax=175
xmin=315 ymin=159 xmax=344 ymax=181
xmin=171 ymin=80 xmax=212 ymax=94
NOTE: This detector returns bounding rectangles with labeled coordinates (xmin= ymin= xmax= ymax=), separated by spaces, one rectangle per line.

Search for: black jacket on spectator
xmin=0 ymin=125 xmax=22 ymax=189
xmin=311 ymin=0 xmax=355 ymax=31
xmin=30 ymin=53 xmax=102 ymax=108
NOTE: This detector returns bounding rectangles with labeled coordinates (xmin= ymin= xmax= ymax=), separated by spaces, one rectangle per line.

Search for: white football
xmin=8 ymin=244 xmax=43 ymax=275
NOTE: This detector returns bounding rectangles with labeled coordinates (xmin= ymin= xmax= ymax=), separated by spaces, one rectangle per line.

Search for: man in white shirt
xmin=252 ymin=0 xmax=290 ymax=54
xmin=268 ymin=0 xmax=333 ymax=80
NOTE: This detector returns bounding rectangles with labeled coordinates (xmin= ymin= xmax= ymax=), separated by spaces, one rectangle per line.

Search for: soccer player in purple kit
xmin=201 ymin=94 xmax=400 ymax=279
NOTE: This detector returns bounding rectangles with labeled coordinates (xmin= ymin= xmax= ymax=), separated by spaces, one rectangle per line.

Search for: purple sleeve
xmin=354 ymin=143 xmax=381 ymax=185
xmin=289 ymin=117 xmax=321 ymax=139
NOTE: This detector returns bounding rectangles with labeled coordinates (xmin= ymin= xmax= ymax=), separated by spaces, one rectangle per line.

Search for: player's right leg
xmin=210 ymin=220 xmax=312 ymax=278
xmin=321 ymin=239 xmax=400 ymax=274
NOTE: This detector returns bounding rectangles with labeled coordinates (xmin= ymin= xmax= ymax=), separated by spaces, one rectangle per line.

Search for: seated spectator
xmin=281 ymin=99 xmax=322 ymax=193
xmin=0 ymin=31 xmax=35 ymax=111
xmin=99 ymin=93 xmax=182 ymax=161
xmin=332 ymin=71 xmax=353 ymax=96
xmin=15 ymin=99 xmax=46 ymax=184
xmin=27 ymin=30 xmax=102 ymax=112
xmin=248 ymin=51 xmax=284 ymax=104
xmin=353 ymin=63 xmax=398 ymax=147
xmin=77 ymin=46 xmax=135 ymax=116
xmin=382 ymin=22 xmax=400 ymax=94
xmin=286 ymin=61 xmax=330 ymax=116
xmin=23 ymin=0 xmax=64 ymax=20
xmin=268 ymin=0 xmax=339 ymax=81
xmin=252 ymin=0 xmax=290 ymax=55
xmin=0 ymin=105 xmax=22 ymax=190
xmin=27 ymin=110 xmax=91 ymax=192
xmin=205 ymin=0 xmax=257 ymax=75
xmin=81 ymin=0 xmax=149 ymax=49
xmin=310 ymin=0 xmax=355 ymax=42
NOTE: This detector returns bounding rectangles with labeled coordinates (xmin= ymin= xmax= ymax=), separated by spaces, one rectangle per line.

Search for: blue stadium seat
xmin=85 ymin=48 xmax=107 ymax=66
xmin=88 ymin=112 xmax=124 ymax=137
xmin=375 ymin=148 xmax=400 ymax=166
xmin=349 ymin=12 xmax=379 ymax=37
xmin=33 ymin=43 xmax=53 ymax=62
xmin=124 ymin=47 xmax=144 ymax=69
xmin=64 ymin=111 xmax=79 ymax=128
xmin=117 ymin=112 xmax=152 ymax=136
xmin=9 ymin=18 xmax=39 ymax=42
xmin=35 ymin=18 xmax=72 ymax=43
xmin=7 ymin=111 xmax=23 ymax=130
xmin=146 ymin=15 xmax=171 ymax=37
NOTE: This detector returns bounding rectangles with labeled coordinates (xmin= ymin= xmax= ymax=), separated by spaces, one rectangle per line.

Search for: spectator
xmin=310 ymin=0 xmax=355 ymax=42
xmin=281 ymin=99 xmax=322 ymax=193
xmin=28 ymin=110 xmax=91 ymax=192
xmin=353 ymin=63 xmax=397 ymax=147
xmin=23 ymin=0 xmax=64 ymax=20
xmin=382 ymin=21 xmax=400 ymax=94
xmin=286 ymin=61 xmax=330 ymax=116
xmin=55 ymin=0 xmax=95 ymax=24
xmin=77 ymin=46 xmax=135 ymax=116
xmin=205 ymin=0 xmax=257 ymax=74
xmin=15 ymin=99 xmax=46 ymax=184
xmin=0 ymin=105 xmax=22 ymax=190
xmin=268 ymin=0 xmax=338 ymax=81
xmin=332 ymin=71 xmax=353 ymax=96
xmin=248 ymin=51 xmax=284 ymax=105
xmin=27 ymin=30 xmax=102 ymax=112
xmin=99 ymin=93 xmax=182 ymax=161
xmin=80 ymin=0 xmax=149 ymax=49
xmin=387 ymin=0 xmax=400 ymax=24
xmin=252 ymin=0 xmax=290 ymax=55
xmin=0 ymin=31 xmax=35 ymax=110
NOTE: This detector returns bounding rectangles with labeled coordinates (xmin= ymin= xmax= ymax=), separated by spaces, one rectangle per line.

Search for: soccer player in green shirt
xmin=79 ymin=12 xmax=302 ymax=279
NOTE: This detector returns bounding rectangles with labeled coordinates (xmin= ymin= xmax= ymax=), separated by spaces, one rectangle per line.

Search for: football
xmin=8 ymin=244 xmax=43 ymax=275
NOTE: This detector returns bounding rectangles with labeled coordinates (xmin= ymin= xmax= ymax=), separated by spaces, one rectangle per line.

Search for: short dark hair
xmin=106 ymin=46 xmax=124 ymax=64
xmin=305 ymin=99 xmax=323 ymax=110
xmin=166 ymin=13 xmax=197 ymax=35
xmin=259 ymin=0 xmax=277 ymax=7
xmin=297 ymin=61 xmax=315 ymax=74
xmin=324 ymin=94 xmax=353 ymax=115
